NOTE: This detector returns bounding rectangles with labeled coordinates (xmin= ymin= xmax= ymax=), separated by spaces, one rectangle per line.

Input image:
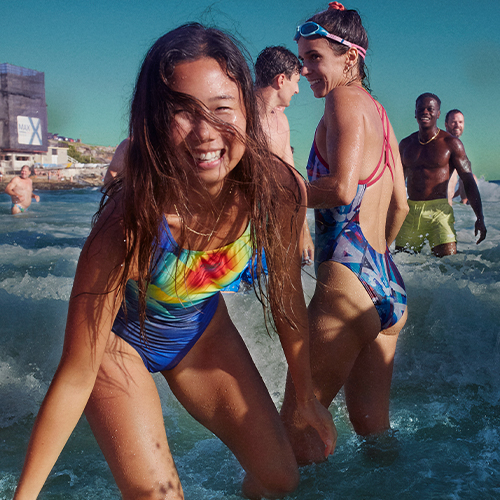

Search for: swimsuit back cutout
xmin=358 ymin=88 xmax=396 ymax=186
xmin=307 ymin=89 xmax=395 ymax=188
xmin=112 ymin=220 xmax=254 ymax=372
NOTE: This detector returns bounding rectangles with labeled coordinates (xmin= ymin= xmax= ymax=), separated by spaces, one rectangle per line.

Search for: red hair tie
xmin=328 ymin=2 xmax=346 ymax=10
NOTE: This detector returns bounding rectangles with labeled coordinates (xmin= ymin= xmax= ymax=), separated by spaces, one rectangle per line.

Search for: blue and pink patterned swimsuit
xmin=307 ymin=92 xmax=407 ymax=331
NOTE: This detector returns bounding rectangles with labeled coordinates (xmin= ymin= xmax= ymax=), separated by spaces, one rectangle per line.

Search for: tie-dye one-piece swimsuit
xmin=112 ymin=220 xmax=253 ymax=372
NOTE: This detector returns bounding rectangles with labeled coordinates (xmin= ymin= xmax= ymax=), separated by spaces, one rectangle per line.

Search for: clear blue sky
xmin=2 ymin=0 xmax=499 ymax=179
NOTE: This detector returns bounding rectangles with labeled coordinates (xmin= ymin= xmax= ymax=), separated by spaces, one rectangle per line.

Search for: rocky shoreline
xmin=1 ymin=174 xmax=104 ymax=192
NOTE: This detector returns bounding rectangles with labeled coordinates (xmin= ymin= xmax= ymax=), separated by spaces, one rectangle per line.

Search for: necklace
xmin=419 ymin=128 xmax=440 ymax=145
xmin=174 ymin=185 xmax=233 ymax=242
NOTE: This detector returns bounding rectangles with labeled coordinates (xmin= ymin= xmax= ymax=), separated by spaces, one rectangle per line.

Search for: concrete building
xmin=0 ymin=63 xmax=48 ymax=174
xmin=37 ymin=139 xmax=70 ymax=168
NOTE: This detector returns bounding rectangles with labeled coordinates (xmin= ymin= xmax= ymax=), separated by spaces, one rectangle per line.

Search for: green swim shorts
xmin=395 ymin=198 xmax=457 ymax=252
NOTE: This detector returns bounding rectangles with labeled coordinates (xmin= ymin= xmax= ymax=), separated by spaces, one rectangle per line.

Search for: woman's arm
xmin=301 ymin=218 xmax=314 ymax=266
xmin=273 ymin=167 xmax=335 ymax=457
xmin=307 ymin=87 xmax=364 ymax=209
xmin=14 ymin=206 xmax=128 ymax=499
xmin=386 ymin=125 xmax=409 ymax=245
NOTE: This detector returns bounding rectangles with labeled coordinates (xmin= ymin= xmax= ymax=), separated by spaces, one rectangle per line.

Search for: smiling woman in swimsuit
xmin=280 ymin=3 xmax=409 ymax=465
xmin=14 ymin=24 xmax=335 ymax=500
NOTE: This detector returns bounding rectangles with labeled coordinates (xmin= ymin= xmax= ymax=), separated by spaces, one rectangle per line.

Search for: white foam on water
xmin=0 ymin=359 xmax=48 ymax=428
xmin=0 ymin=272 xmax=73 ymax=300
xmin=0 ymin=244 xmax=80 ymax=267
xmin=2 ymin=186 xmax=500 ymax=498
xmin=225 ymin=291 xmax=288 ymax=402
xmin=478 ymin=178 xmax=500 ymax=202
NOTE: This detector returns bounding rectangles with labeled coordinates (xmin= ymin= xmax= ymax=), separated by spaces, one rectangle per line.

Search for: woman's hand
xmin=297 ymin=396 xmax=337 ymax=458
xmin=301 ymin=221 xmax=314 ymax=266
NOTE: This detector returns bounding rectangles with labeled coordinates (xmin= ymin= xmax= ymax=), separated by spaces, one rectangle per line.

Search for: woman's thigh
xmin=164 ymin=297 xmax=298 ymax=495
xmin=311 ymin=262 xmax=405 ymax=435
xmin=85 ymin=334 xmax=183 ymax=500
xmin=344 ymin=311 xmax=406 ymax=435
xmin=308 ymin=262 xmax=382 ymax=405
xmin=280 ymin=262 xmax=380 ymax=464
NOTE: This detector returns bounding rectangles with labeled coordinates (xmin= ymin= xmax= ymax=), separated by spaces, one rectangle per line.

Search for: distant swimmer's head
xmin=415 ymin=93 xmax=441 ymax=128
xmin=255 ymin=46 xmax=301 ymax=107
xmin=295 ymin=2 xmax=369 ymax=93
xmin=20 ymin=165 xmax=31 ymax=179
xmin=445 ymin=109 xmax=464 ymax=138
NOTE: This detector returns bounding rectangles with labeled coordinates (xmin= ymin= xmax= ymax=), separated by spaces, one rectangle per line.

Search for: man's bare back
xmin=254 ymin=45 xmax=315 ymax=263
xmin=260 ymin=108 xmax=294 ymax=166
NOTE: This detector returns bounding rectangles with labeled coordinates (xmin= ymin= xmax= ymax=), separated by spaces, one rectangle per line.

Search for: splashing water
xmin=1 ymin=181 xmax=499 ymax=499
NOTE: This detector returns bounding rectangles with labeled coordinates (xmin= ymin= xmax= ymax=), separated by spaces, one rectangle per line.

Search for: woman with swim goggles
xmin=294 ymin=21 xmax=367 ymax=59
xmin=280 ymin=2 xmax=408 ymax=466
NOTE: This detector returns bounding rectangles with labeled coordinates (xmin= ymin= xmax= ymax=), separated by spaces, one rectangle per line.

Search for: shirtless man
xmin=254 ymin=46 xmax=314 ymax=263
xmin=255 ymin=47 xmax=300 ymax=167
xmin=5 ymin=165 xmax=40 ymax=214
xmin=103 ymin=138 xmax=128 ymax=187
xmin=396 ymin=93 xmax=486 ymax=257
xmin=445 ymin=109 xmax=478 ymax=205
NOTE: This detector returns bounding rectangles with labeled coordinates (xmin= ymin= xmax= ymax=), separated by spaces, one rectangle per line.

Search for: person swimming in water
xmin=14 ymin=23 xmax=335 ymax=500
xmin=5 ymin=165 xmax=40 ymax=214
xmin=280 ymin=2 xmax=409 ymax=465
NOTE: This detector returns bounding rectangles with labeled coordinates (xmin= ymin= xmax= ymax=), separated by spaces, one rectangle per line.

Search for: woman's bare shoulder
xmin=77 ymin=196 xmax=128 ymax=287
xmin=328 ymin=85 xmax=365 ymax=103
xmin=325 ymin=86 xmax=367 ymax=123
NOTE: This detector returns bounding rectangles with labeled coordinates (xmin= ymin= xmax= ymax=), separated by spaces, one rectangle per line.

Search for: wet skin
xmin=398 ymin=97 xmax=486 ymax=254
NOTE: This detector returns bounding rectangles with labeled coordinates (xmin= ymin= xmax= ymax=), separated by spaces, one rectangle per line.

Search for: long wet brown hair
xmin=98 ymin=23 xmax=304 ymax=336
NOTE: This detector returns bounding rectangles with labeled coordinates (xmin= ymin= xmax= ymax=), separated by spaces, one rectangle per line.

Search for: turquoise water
xmin=1 ymin=181 xmax=500 ymax=499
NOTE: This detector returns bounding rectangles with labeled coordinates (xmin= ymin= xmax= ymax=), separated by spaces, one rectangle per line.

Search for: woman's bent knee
xmin=269 ymin=465 xmax=300 ymax=496
xmin=243 ymin=465 xmax=299 ymax=499
xmin=350 ymin=412 xmax=390 ymax=437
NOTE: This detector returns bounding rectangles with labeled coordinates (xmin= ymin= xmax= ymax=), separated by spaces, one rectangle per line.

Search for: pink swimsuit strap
xmin=312 ymin=88 xmax=396 ymax=186
xmin=358 ymin=88 xmax=395 ymax=187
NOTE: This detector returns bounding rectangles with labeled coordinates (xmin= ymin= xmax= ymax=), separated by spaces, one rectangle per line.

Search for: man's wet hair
xmin=445 ymin=109 xmax=463 ymax=123
xmin=255 ymin=46 xmax=301 ymax=88
xmin=416 ymin=93 xmax=441 ymax=109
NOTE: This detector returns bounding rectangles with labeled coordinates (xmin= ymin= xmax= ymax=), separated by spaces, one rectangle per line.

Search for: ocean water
xmin=1 ymin=181 xmax=499 ymax=499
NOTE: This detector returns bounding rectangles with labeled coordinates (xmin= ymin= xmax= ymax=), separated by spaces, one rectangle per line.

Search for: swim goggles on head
xmin=294 ymin=21 xmax=366 ymax=59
